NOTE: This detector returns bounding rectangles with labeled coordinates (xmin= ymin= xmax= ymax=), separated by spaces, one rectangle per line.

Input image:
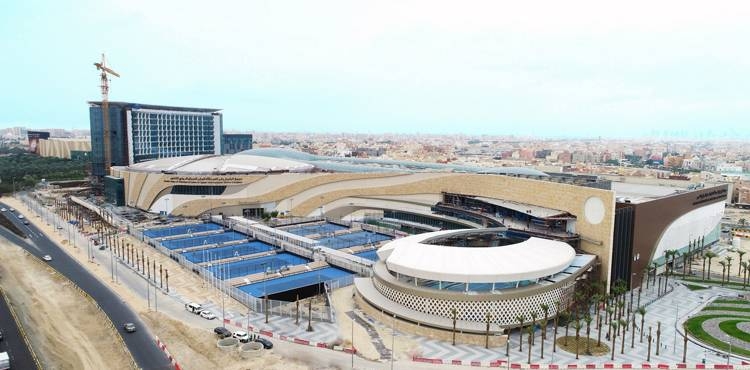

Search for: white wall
xmin=651 ymin=201 xmax=724 ymax=262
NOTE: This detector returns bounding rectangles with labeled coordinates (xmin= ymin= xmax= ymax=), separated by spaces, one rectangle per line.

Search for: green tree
xmin=705 ymin=251 xmax=718 ymax=281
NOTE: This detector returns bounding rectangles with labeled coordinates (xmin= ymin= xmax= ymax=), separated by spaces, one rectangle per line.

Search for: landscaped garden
xmin=684 ymin=298 xmax=750 ymax=357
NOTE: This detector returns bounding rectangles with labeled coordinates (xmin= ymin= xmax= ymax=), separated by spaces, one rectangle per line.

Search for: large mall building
xmin=108 ymin=148 xmax=726 ymax=331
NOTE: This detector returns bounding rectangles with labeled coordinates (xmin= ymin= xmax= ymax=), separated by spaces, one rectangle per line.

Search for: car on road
xmin=200 ymin=310 xmax=216 ymax=320
xmin=17 ymin=214 xmax=24 ymax=219
xmin=0 ymin=208 xmax=6 ymax=212
xmin=8 ymin=208 xmax=14 ymax=212
xmin=254 ymin=336 xmax=273 ymax=349
xmin=42 ymin=255 xmax=52 ymax=261
xmin=23 ymin=220 xmax=29 ymax=225
xmin=214 ymin=326 xmax=232 ymax=338
xmin=57 ymin=226 xmax=63 ymax=229
xmin=232 ymin=330 xmax=250 ymax=343
xmin=123 ymin=323 xmax=136 ymax=333
xmin=0 ymin=329 xmax=3 ymax=341
xmin=185 ymin=302 xmax=202 ymax=314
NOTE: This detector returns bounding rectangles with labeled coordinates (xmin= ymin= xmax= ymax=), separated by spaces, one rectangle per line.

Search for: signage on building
xmin=692 ymin=187 xmax=728 ymax=206
xmin=164 ymin=176 xmax=245 ymax=185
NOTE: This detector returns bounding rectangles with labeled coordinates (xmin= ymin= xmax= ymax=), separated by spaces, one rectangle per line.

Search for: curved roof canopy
xmin=127 ymin=154 xmax=314 ymax=173
xmin=240 ymin=148 xmax=549 ymax=176
xmin=377 ymin=230 xmax=575 ymax=283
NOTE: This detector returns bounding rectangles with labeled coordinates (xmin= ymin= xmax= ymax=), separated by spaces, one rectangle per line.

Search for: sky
xmin=1 ymin=0 xmax=749 ymax=139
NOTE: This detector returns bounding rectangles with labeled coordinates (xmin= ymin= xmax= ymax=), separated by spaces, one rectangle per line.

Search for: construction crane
xmin=93 ymin=53 xmax=120 ymax=179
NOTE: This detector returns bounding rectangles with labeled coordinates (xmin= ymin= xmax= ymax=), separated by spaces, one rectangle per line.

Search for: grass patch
xmin=713 ymin=299 xmax=750 ymax=305
xmin=685 ymin=315 xmax=750 ymax=357
xmin=684 ymin=283 xmax=709 ymax=291
xmin=703 ymin=306 xmax=750 ymax=313
xmin=683 ymin=277 xmax=749 ymax=289
xmin=555 ymin=336 xmax=610 ymax=356
xmin=718 ymin=319 xmax=750 ymax=343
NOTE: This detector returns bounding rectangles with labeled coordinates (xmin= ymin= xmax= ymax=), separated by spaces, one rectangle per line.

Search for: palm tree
xmin=529 ymin=311 xmax=539 ymax=346
xmin=553 ymin=301 xmax=562 ymax=353
xmin=540 ymin=303 xmax=549 ymax=359
xmin=564 ymin=311 xmax=571 ymax=345
xmin=620 ymin=318 xmax=628 ymax=354
xmin=527 ymin=326 xmax=534 ymax=364
xmin=584 ymin=314 xmax=593 ymax=355
xmin=663 ymin=250 xmax=674 ymax=290
xmin=726 ymin=256 xmax=734 ymax=282
xmin=516 ymin=314 xmax=525 ymax=352
xmin=610 ymin=321 xmax=618 ymax=361
xmin=573 ymin=319 xmax=582 ymax=359
xmin=740 ymin=218 xmax=747 ymax=226
xmin=650 ymin=262 xmax=659 ymax=289
xmin=705 ymin=251 xmax=718 ymax=281
xmin=742 ymin=261 xmax=749 ymax=289
xmin=719 ymin=261 xmax=727 ymax=286
xmin=637 ymin=306 xmax=647 ymax=343
xmin=451 ymin=308 xmax=458 ymax=345
xmin=738 ymin=250 xmax=746 ymax=277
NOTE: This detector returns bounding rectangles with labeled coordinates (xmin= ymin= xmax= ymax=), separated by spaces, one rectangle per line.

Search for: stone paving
xmin=360 ymin=280 xmax=749 ymax=365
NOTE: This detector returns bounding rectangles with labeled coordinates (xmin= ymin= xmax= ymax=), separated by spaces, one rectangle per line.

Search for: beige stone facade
xmin=112 ymin=167 xmax=616 ymax=284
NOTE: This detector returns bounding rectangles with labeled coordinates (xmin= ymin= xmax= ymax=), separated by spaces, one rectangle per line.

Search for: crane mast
xmin=93 ymin=53 xmax=120 ymax=179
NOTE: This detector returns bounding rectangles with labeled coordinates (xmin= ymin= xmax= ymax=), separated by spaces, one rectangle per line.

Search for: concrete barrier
xmin=239 ymin=342 xmax=263 ymax=358
xmin=217 ymin=337 xmax=239 ymax=351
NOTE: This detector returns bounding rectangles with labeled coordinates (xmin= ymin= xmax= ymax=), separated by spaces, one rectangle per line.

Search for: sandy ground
xmin=0 ymin=238 xmax=133 ymax=370
xmin=2 ymin=196 xmax=351 ymax=369
xmin=330 ymin=285 xmax=421 ymax=361
xmin=140 ymin=310 xmax=313 ymax=370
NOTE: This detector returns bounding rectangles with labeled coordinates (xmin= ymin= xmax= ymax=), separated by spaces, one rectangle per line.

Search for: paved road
xmin=0 ymin=202 xmax=173 ymax=370
xmin=0 ymin=288 xmax=39 ymax=370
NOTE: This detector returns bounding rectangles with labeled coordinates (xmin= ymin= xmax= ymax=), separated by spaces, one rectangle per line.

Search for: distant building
xmin=38 ymin=138 xmax=91 ymax=160
xmin=88 ymin=101 xmax=223 ymax=177
xmin=222 ymin=133 xmax=253 ymax=155
xmin=27 ymin=131 xmax=50 ymax=154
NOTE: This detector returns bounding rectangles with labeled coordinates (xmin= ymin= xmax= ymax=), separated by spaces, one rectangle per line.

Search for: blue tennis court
xmin=238 ymin=267 xmax=353 ymax=297
xmin=354 ymin=249 xmax=379 ymax=261
xmin=144 ymin=223 xmax=222 ymax=238
xmin=284 ymin=223 xmax=349 ymax=236
xmin=315 ymin=231 xmax=392 ymax=250
xmin=206 ymin=252 xmax=310 ymax=279
xmin=161 ymin=231 xmax=247 ymax=250
xmin=182 ymin=241 xmax=276 ymax=264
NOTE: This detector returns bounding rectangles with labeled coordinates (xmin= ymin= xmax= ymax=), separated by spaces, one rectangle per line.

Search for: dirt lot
xmin=0 ymin=238 xmax=133 ymax=370
xmin=141 ymin=311 xmax=319 ymax=370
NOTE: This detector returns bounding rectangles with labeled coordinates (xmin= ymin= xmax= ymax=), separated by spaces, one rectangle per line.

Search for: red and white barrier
xmin=155 ymin=336 xmax=182 ymax=370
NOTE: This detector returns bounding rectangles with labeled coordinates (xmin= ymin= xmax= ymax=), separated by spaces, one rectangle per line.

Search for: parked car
xmin=232 ymin=330 xmax=250 ymax=343
xmin=185 ymin=302 xmax=202 ymax=314
xmin=214 ymin=327 xmax=232 ymax=338
xmin=42 ymin=255 xmax=52 ymax=262
xmin=254 ymin=336 xmax=273 ymax=349
xmin=123 ymin=323 xmax=136 ymax=333
xmin=0 ymin=329 xmax=4 ymax=341
xmin=200 ymin=310 xmax=216 ymax=320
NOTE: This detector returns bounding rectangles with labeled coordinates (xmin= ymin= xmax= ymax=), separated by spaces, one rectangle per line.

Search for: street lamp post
xmin=727 ymin=335 xmax=732 ymax=365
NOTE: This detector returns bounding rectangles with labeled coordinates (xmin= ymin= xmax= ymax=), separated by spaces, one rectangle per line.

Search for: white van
xmin=185 ymin=302 xmax=202 ymax=314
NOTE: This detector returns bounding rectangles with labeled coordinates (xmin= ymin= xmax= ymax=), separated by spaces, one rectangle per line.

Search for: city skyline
xmin=2 ymin=1 xmax=750 ymax=139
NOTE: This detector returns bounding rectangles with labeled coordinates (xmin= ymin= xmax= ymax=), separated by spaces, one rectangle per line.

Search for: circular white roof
xmin=377 ymin=230 xmax=575 ymax=283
